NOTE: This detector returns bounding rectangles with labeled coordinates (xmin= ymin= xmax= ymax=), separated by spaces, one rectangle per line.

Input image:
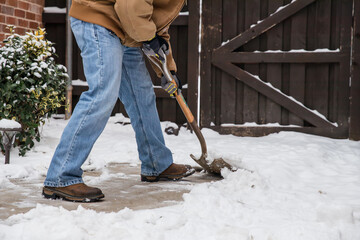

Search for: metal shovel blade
xmin=190 ymin=154 xmax=234 ymax=175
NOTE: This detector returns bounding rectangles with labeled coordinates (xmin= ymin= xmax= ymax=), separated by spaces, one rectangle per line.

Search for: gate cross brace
xmin=211 ymin=61 xmax=336 ymax=129
xmin=214 ymin=51 xmax=344 ymax=64
xmin=214 ymin=0 xmax=317 ymax=54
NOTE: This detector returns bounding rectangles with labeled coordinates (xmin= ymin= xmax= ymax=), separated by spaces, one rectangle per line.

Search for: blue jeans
xmin=44 ymin=18 xmax=173 ymax=187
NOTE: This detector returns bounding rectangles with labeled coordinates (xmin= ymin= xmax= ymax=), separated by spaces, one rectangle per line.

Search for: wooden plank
xmin=213 ymin=51 xmax=343 ymax=63
xmin=43 ymin=13 xmax=65 ymax=24
xmin=350 ymin=0 xmax=360 ymax=140
xmin=210 ymin=126 xmax=348 ymax=139
xmin=289 ymin=8 xmax=307 ymax=126
xmin=328 ymin=0 xmax=341 ymax=123
xmin=169 ymin=26 xmax=178 ymax=70
xmin=304 ymin=1 xmax=323 ymax=125
xmin=258 ymin=0 xmax=269 ymax=124
xmin=187 ymin=0 xmax=200 ymax=123
xmin=72 ymin=85 xmax=88 ymax=96
xmin=73 ymin=35 xmax=85 ymax=81
xmin=235 ymin=0 xmax=246 ymax=124
xmin=211 ymin=61 xmax=336 ymax=128
xmin=44 ymin=22 xmax=66 ymax=66
xmin=118 ymin=101 xmax=128 ymax=118
xmin=281 ymin=62 xmax=290 ymax=125
xmin=306 ymin=2 xmax=316 ymax=51
xmin=162 ymin=98 xmax=177 ymax=122
xmin=266 ymin=0 xmax=284 ymax=123
xmin=305 ymin=1 xmax=331 ymax=117
xmin=220 ymin=0 xmax=238 ymax=124
xmin=172 ymin=15 xmax=188 ymax=26
xmin=201 ymin=0 xmax=222 ymax=126
xmin=171 ymin=24 xmax=189 ymax=94
xmin=337 ymin=0 xmax=352 ymax=131
xmin=243 ymin=0 xmax=260 ymax=123
xmin=177 ymin=26 xmax=188 ymax=88
xmin=176 ymin=103 xmax=187 ymax=124
xmin=213 ymin=0 xmax=223 ymax=126
xmin=45 ymin=0 xmax=66 ymax=7
xmin=155 ymin=100 xmax=163 ymax=121
xmin=297 ymin=4 xmax=316 ymax=124
xmin=199 ymin=0 xmax=214 ymax=127
xmin=214 ymin=61 xmax=222 ymax=126
xmin=111 ymin=100 xmax=121 ymax=116
xmin=215 ymin=0 xmax=316 ymax=53
xmin=281 ymin=2 xmax=292 ymax=125
xmin=258 ymin=63 xmax=267 ymax=124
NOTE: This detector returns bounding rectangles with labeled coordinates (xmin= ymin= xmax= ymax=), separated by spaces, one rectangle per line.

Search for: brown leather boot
xmin=141 ymin=163 xmax=195 ymax=182
xmin=42 ymin=183 xmax=104 ymax=202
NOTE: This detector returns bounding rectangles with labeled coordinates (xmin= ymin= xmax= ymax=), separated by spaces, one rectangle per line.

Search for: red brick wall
xmin=0 ymin=0 xmax=45 ymax=42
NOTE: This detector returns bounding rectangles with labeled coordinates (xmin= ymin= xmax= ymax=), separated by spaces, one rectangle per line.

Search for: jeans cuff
xmin=141 ymin=161 xmax=172 ymax=176
xmin=44 ymin=178 xmax=84 ymax=187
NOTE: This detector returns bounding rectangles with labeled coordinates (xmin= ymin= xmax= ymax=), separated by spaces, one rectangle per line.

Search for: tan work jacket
xmin=70 ymin=0 xmax=186 ymax=75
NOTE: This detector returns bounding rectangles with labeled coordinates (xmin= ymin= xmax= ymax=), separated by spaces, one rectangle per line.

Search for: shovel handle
xmin=174 ymin=92 xmax=194 ymax=123
xmin=141 ymin=47 xmax=208 ymax=157
xmin=174 ymin=91 xmax=207 ymax=156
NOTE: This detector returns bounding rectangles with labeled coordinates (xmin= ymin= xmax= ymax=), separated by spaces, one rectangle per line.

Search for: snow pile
xmin=1 ymin=168 xmax=359 ymax=240
xmin=0 ymin=115 xmax=360 ymax=239
xmin=0 ymin=119 xmax=21 ymax=129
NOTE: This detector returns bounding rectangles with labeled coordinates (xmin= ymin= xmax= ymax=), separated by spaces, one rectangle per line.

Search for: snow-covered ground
xmin=1 ymin=114 xmax=360 ymax=240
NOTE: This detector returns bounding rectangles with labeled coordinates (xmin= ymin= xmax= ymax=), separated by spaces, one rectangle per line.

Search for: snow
xmin=72 ymin=79 xmax=88 ymax=86
xmin=0 ymin=119 xmax=21 ymax=129
xmin=253 ymin=48 xmax=340 ymax=53
xmin=221 ymin=40 xmax=230 ymax=46
xmin=178 ymin=11 xmax=189 ymax=16
xmin=33 ymin=72 xmax=41 ymax=78
xmin=43 ymin=7 xmax=66 ymax=14
xmin=221 ymin=122 xmax=300 ymax=127
xmin=0 ymin=114 xmax=360 ymax=239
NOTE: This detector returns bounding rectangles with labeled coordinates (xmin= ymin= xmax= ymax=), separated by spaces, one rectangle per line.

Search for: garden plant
xmin=0 ymin=26 xmax=68 ymax=156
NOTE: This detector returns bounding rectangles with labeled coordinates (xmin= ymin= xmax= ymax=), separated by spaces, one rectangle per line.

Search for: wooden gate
xmin=44 ymin=0 xmax=360 ymax=139
xmin=200 ymin=0 xmax=356 ymax=138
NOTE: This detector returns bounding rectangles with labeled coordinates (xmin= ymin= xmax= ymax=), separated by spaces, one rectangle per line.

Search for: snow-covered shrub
xmin=0 ymin=26 xmax=68 ymax=156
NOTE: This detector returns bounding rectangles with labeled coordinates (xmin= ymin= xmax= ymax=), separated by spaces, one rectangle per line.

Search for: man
xmin=42 ymin=0 xmax=194 ymax=202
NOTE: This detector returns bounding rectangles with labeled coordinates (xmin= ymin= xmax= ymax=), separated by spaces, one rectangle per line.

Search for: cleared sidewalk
xmin=0 ymin=163 xmax=220 ymax=220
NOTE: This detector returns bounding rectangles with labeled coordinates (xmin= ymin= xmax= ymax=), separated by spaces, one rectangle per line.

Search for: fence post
xmin=65 ymin=0 xmax=73 ymax=119
xmin=350 ymin=0 xmax=360 ymax=140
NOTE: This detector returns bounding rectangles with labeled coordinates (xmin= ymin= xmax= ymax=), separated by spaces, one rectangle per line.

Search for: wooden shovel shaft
xmin=174 ymin=92 xmax=194 ymax=123
xmin=174 ymin=91 xmax=207 ymax=156
xmin=141 ymin=48 xmax=208 ymax=159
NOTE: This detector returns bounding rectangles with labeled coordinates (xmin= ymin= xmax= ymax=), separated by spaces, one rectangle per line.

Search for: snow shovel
xmin=142 ymin=46 xmax=234 ymax=175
